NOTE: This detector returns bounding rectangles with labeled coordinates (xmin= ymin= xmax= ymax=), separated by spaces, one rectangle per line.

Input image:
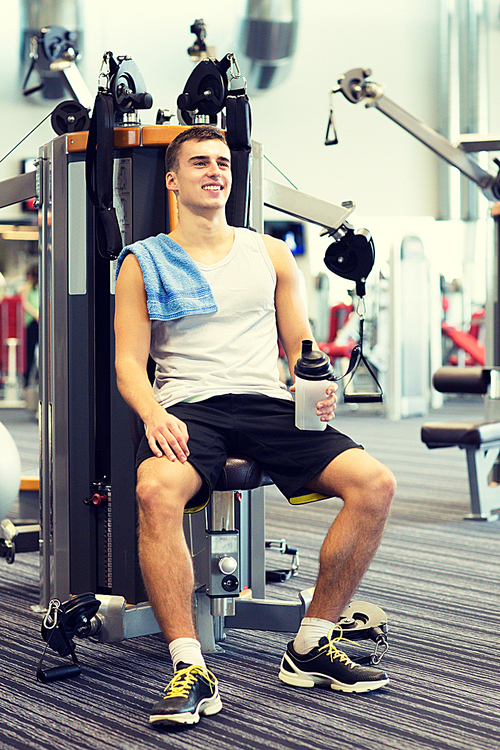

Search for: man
xmin=114 ymin=125 xmax=396 ymax=728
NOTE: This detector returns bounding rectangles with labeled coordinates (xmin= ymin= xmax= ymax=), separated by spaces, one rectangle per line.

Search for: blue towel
xmin=115 ymin=234 xmax=217 ymax=321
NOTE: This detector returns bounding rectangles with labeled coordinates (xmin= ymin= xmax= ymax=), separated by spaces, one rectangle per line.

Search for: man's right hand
xmin=145 ymin=409 xmax=190 ymax=463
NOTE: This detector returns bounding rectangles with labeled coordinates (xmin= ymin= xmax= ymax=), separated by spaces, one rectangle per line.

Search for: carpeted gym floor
xmin=0 ymin=398 xmax=499 ymax=750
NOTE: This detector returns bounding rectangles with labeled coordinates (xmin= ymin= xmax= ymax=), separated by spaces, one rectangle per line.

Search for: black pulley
xmin=177 ymin=57 xmax=229 ymax=124
xmin=110 ymin=58 xmax=153 ymax=114
xmin=40 ymin=592 xmax=100 ymax=657
xmin=324 ymin=227 xmax=375 ymax=298
xmin=22 ymin=26 xmax=80 ymax=100
xmin=51 ymin=100 xmax=90 ymax=135
xmin=40 ymin=26 xmax=79 ymax=64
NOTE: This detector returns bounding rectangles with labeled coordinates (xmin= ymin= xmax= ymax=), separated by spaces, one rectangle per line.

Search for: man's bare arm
xmin=262 ymin=234 xmax=337 ymax=422
xmin=114 ymin=253 xmax=190 ymax=461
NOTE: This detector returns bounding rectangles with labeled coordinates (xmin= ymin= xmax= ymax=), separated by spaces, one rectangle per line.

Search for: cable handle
xmin=340 ymin=303 xmax=384 ymax=402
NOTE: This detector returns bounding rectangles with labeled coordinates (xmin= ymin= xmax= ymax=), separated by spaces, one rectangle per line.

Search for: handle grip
xmin=37 ymin=665 xmax=81 ymax=683
xmin=344 ymin=393 xmax=383 ymax=404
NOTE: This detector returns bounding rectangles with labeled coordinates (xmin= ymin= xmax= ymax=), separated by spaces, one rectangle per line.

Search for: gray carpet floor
xmin=1 ymin=398 xmax=499 ymax=750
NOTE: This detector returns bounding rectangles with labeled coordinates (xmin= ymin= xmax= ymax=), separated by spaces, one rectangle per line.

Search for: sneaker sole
xmin=149 ymin=694 xmax=223 ymax=726
xmin=278 ymin=655 xmax=389 ymax=694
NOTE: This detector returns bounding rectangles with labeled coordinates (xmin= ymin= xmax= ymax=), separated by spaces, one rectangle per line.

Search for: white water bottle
xmin=294 ymin=340 xmax=334 ymax=431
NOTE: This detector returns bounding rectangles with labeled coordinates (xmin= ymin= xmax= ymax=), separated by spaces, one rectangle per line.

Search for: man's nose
xmin=208 ymin=160 xmax=222 ymax=177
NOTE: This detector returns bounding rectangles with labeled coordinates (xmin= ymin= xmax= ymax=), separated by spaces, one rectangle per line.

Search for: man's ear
xmin=165 ymin=172 xmax=178 ymax=192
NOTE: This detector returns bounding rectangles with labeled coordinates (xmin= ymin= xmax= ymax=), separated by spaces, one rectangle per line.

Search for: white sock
xmin=293 ymin=617 xmax=337 ymax=655
xmin=168 ymin=637 xmax=206 ymax=671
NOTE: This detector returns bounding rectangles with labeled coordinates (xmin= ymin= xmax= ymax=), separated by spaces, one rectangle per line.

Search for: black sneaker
xmin=279 ymin=630 xmax=389 ymax=694
xmin=149 ymin=663 xmax=222 ymax=726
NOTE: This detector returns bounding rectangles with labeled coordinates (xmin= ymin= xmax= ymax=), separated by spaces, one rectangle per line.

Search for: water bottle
xmin=294 ymin=340 xmax=334 ymax=431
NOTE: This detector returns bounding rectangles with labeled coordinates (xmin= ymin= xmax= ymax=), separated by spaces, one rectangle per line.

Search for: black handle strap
xmin=331 ymin=344 xmax=361 ymax=383
xmin=225 ymin=88 xmax=252 ymax=228
xmin=85 ymin=92 xmax=123 ymax=260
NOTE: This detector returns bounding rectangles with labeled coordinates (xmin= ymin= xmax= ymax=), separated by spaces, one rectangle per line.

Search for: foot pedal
xmin=338 ymin=600 xmax=389 ymax=664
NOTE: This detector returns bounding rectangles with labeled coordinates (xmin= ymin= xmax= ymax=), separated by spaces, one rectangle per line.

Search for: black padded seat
xmin=215 ymin=456 xmax=273 ymax=491
xmin=421 ymin=421 xmax=500 ymax=449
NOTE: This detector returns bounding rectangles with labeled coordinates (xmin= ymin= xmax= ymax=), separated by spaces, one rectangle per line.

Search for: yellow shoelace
xmin=163 ymin=665 xmax=217 ymax=700
xmin=317 ymin=626 xmax=357 ymax=667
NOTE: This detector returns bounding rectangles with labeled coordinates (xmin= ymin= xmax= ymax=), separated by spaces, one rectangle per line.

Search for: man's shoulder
xmin=130 ymin=233 xmax=169 ymax=251
xmin=235 ymin=227 xmax=284 ymax=251
xmin=259 ymin=232 xmax=291 ymax=259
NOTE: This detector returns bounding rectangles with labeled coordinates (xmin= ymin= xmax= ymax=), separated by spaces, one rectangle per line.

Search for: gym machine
xmin=328 ymin=68 xmax=500 ymax=519
xmin=0 ymin=47 xmax=389 ymax=674
xmin=22 ymin=25 xmax=93 ymax=131
xmin=328 ymin=67 xmax=500 ymax=364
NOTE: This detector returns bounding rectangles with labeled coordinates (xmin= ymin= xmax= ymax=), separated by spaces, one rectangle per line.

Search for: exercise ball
xmin=0 ymin=422 xmax=22 ymax=520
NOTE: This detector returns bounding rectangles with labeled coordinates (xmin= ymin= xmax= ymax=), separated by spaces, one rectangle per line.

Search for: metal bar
xmin=38 ymin=146 xmax=51 ymax=611
xmin=250 ymin=140 xmax=264 ymax=232
xmin=247 ymin=486 xmax=266 ymax=599
xmin=465 ymin=445 xmax=500 ymax=520
xmin=227 ymin=597 xmax=305 ymax=632
xmin=438 ymin=0 xmax=452 ymax=219
xmin=39 ymin=135 xmax=71 ymax=605
xmin=263 ymin=178 xmax=355 ymax=230
xmin=367 ymin=94 xmax=499 ymax=200
xmin=59 ymin=63 xmax=94 ymax=111
xmin=0 ymin=172 xmax=37 ymax=209
xmin=455 ymin=135 xmax=500 ymax=152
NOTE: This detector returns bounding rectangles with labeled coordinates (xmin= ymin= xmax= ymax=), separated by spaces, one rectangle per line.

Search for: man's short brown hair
xmin=165 ymin=125 xmax=228 ymax=175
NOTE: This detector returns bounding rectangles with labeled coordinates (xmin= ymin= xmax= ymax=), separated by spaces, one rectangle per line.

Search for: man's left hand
xmin=317 ymin=383 xmax=338 ymax=422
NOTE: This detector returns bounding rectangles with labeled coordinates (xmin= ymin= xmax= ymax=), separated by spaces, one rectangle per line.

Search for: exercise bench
xmin=421 ymin=366 xmax=500 ymax=521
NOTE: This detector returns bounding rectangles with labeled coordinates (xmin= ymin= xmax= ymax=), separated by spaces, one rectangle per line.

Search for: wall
xmin=1 ymin=0 xmax=442 ymax=223
xmin=1 ymin=0 xmax=499 ymax=306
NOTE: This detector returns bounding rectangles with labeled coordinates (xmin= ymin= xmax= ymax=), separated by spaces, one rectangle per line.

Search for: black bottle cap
xmin=294 ymin=340 xmax=334 ymax=380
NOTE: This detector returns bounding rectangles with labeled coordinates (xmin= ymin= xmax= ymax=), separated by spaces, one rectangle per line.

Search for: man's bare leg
xmin=279 ymin=448 xmax=396 ymax=693
xmin=136 ymin=456 xmax=203 ymax=642
xmin=137 ymin=457 xmax=223 ymax=726
xmin=305 ymin=448 xmax=396 ymax=623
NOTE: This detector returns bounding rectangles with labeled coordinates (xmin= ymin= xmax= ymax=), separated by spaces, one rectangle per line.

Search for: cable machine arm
xmin=333 ymin=67 xmax=500 ymax=202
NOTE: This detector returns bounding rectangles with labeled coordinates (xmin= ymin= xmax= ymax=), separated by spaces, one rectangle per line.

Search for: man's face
xmin=166 ymin=138 xmax=232 ymax=212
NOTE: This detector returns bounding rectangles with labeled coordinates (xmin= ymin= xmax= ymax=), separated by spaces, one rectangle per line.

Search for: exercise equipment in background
xmin=0 ymin=422 xmax=22 ymax=563
xmin=421 ymin=366 xmax=500 ymax=520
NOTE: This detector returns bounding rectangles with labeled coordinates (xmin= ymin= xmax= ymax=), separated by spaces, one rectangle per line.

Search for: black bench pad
xmin=421 ymin=421 xmax=500 ymax=448
xmin=216 ymin=456 xmax=273 ymax=491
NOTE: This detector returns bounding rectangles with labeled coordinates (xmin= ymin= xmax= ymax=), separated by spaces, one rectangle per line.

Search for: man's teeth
xmin=203 ymin=185 xmax=221 ymax=191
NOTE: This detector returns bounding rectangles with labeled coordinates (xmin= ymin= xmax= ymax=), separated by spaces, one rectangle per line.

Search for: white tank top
xmin=151 ymin=227 xmax=291 ymax=408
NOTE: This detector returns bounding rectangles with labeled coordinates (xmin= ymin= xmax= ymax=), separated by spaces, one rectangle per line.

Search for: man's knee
xmin=368 ymin=462 xmax=396 ymax=516
xmin=349 ymin=456 xmax=396 ymax=524
xmin=310 ymin=449 xmax=396 ymax=516
xmin=136 ymin=458 xmax=201 ymax=521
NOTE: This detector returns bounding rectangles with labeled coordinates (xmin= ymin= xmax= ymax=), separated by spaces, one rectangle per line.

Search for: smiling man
xmin=114 ymin=125 xmax=395 ymax=729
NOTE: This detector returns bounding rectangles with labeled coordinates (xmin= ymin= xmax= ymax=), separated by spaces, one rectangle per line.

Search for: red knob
xmin=92 ymin=492 xmax=107 ymax=506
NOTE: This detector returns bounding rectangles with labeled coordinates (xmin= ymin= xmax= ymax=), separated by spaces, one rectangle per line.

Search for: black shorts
xmin=135 ymin=394 xmax=362 ymax=511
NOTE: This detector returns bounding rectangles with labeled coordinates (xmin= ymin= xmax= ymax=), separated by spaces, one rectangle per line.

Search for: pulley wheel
xmin=51 ymin=100 xmax=90 ymax=135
